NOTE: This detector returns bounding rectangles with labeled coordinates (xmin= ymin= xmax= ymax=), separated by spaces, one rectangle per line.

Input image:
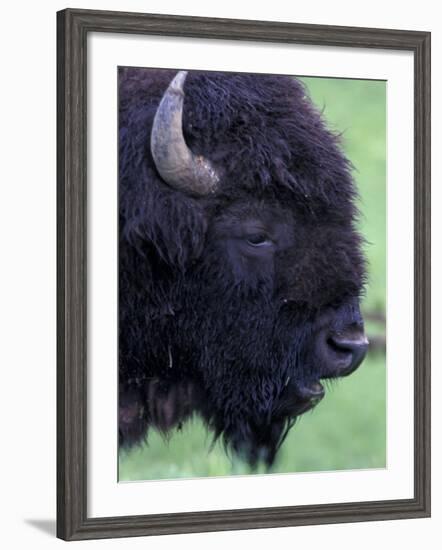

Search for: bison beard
xmin=118 ymin=68 xmax=368 ymax=467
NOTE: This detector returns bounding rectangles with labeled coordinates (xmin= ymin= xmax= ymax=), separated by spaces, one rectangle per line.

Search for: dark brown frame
xmin=57 ymin=7 xmax=431 ymax=541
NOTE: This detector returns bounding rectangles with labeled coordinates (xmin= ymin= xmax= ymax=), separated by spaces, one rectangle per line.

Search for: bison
xmin=118 ymin=68 xmax=368 ymax=467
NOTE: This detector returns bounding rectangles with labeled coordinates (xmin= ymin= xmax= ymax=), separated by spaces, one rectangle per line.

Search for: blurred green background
xmin=119 ymin=76 xmax=387 ymax=481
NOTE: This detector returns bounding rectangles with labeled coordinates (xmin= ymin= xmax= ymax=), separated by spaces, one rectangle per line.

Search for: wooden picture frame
xmin=57 ymin=7 xmax=431 ymax=541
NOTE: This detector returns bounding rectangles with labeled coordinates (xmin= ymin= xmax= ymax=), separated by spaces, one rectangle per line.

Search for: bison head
xmin=118 ymin=68 xmax=368 ymax=466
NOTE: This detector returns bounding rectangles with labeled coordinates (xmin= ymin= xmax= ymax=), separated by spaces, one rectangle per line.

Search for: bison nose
xmin=323 ymin=328 xmax=369 ymax=377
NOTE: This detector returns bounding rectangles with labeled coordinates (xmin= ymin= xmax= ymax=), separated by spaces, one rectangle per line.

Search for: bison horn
xmin=150 ymin=70 xmax=219 ymax=195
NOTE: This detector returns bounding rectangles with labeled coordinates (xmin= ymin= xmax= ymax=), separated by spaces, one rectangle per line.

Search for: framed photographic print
xmin=57 ymin=8 xmax=431 ymax=541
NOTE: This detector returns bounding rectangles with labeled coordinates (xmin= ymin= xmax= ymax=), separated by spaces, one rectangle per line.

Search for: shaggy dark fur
xmin=118 ymin=67 xmax=366 ymax=466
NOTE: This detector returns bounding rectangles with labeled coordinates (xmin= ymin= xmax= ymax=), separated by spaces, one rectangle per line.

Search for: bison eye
xmin=246 ymin=234 xmax=272 ymax=247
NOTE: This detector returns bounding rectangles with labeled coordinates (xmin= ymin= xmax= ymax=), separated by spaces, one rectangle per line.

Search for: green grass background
xmin=119 ymin=76 xmax=387 ymax=481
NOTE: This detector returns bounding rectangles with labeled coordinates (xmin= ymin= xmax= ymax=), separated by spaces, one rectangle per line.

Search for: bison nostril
xmin=326 ymin=331 xmax=369 ymax=375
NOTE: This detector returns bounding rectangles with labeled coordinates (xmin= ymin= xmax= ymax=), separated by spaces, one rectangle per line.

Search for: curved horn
xmin=150 ymin=70 xmax=219 ymax=195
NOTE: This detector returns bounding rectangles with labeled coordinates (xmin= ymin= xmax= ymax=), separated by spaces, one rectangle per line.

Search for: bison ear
xmin=122 ymin=182 xmax=208 ymax=269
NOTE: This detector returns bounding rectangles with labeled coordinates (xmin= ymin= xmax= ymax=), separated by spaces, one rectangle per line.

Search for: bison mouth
xmin=275 ymin=380 xmax=325 ymax=418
